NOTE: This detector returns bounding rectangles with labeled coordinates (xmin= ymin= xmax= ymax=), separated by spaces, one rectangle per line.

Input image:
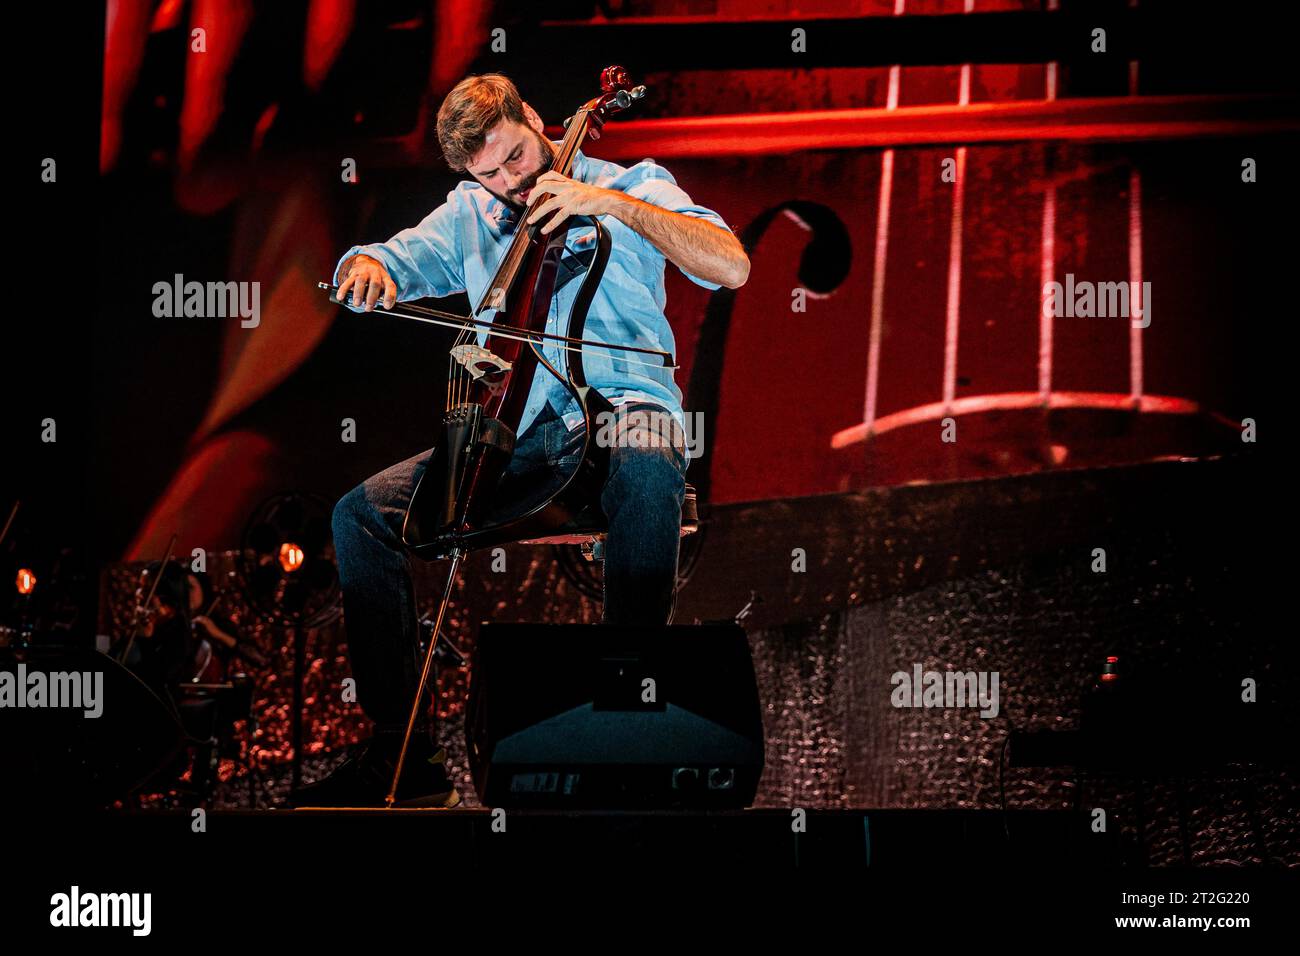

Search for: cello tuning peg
xmin=630 ymin=85 xmax=647 ymax=99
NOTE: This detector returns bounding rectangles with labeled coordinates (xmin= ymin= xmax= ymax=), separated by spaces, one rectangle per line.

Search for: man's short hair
xmin=436 ymin=73 xmax=527 ymax=172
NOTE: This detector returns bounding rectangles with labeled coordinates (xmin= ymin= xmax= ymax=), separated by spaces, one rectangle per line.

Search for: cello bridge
xmin=450 ymin=344 xmax=512 ymax=383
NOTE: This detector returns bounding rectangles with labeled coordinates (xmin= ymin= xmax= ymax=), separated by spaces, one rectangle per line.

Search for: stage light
xmin=16 ymin=568 xmax=36 ymax=595
xmin=1101 ymin=655 xmax=1120 ymax=683
xmin=278 ymin=542 xmax=305 ymax=573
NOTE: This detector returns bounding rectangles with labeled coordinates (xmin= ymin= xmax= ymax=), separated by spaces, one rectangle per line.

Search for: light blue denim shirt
xmin=334 ymin=146 xmax=732 ymax=461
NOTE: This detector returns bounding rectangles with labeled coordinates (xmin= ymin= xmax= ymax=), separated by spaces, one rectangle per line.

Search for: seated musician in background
xmin=183 ymin=568 xmax=265 ymax=679
xmin=177 ymin=568 xmax=261 ymax=804
xmin=290 ymin=72 xmax=749 ymax=808
xmin=118 ymin=563 xmax=256 ymax=804
xmin=116 ymin=560 xmax=196 ymax=705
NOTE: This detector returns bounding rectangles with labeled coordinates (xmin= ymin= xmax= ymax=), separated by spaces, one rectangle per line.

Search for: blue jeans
xmin=331 ymin=401 xmax=688 ymax=731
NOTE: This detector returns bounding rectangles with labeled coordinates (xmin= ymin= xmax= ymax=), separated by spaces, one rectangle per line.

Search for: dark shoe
xmin=288 ymin=736 xmax=460 ymax=809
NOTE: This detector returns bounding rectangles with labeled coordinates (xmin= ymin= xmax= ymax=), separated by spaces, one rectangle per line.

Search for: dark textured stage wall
xmin=102 ymin=455 xmax=1297 ymax=865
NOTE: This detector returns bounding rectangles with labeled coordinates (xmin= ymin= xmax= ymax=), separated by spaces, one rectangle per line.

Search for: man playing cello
xmin=291 ymin=72 xmax=748 ymax=808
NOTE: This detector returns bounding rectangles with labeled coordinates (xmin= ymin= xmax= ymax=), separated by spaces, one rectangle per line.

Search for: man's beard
xmin=491 ymin=130 xmax=556 ymax=211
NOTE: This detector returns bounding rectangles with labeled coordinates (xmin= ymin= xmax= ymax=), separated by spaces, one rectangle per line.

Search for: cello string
xmin=448 ymin=324 xmax=461 ymax=410
xmin=463 ymin=326 xmax=474 ymax=406
xmin=449 ymin=325 xmax=463 ymax=410
xmin=447 ymin=326 xmax=459 ymax=410
xmin=461 ymin=325 xmax=474 ymax=407
xmin=451 ymin=327 xmax=460 ymax=409
xmin=455 ymin=325 xmax=469 ymax=409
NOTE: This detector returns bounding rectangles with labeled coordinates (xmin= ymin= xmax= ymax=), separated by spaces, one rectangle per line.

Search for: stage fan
xmin=237 ymin=492 xmax=341 ymax=795
xmin=238 ymin=491 xmax=340 ymax=628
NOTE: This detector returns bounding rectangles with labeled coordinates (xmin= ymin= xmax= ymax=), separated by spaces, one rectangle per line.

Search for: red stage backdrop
xmin=98 ymin=0 xmax=1282 ymax=559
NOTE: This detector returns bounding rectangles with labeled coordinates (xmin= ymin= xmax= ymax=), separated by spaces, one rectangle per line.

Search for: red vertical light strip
xmin=865 ymin=150 xmax=894 ymax=430
xmin=942 ymin=0 xmax=975 ymax=410
xmin=1040 ymin=0 xmax=1061 ymax=401
xmin=1128 ymin=166 xmax=1145 ymax=402
xmin=862 ymin=0 xmax=907 ymax=431
xmin=1128 ymin=0 xmax=1145 ymax=403
xmin=943 ymin=148 xmax=967 ymax=408
xmin=1039 ymin=186 xmax=1057 ymax=400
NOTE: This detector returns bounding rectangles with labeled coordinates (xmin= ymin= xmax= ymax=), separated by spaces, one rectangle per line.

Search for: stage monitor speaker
xmin=466 ymin=623 xmax=764 ymax=809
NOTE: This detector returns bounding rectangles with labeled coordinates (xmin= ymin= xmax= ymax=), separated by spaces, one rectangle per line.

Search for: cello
xmin=320 ymin=66 xmax=674 ymax=805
